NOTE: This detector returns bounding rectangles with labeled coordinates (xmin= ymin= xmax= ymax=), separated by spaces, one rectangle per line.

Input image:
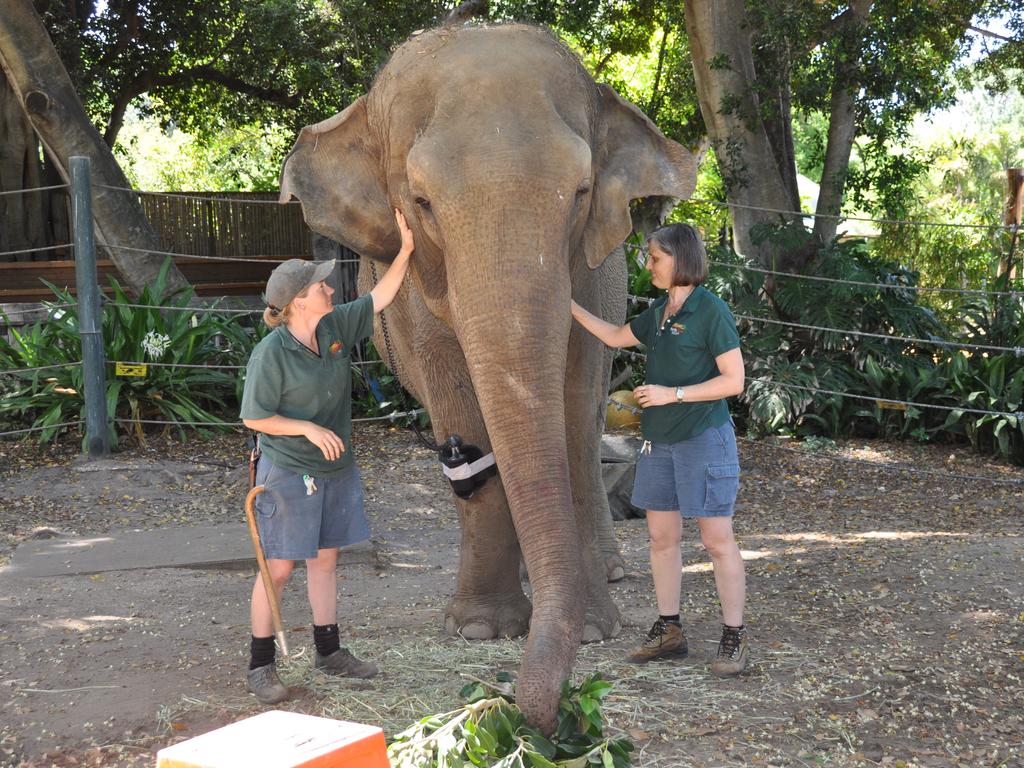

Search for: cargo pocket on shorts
xmin=704 ymin=463 xmax=740 ymax=511
xmin=254 ymin=494 xmax=277 ymax=519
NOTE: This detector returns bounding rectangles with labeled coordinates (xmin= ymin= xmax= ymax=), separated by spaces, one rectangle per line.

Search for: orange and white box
xmin=155 ymin=710 xmax=389 ymax=768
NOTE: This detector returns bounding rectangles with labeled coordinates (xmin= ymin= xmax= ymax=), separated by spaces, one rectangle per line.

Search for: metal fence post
xmin=70 ymin=156 xmax=110 ymax=457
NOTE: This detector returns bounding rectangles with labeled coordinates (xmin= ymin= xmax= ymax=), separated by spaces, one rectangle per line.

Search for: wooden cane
xmin=244 ymin=485 xmax=288 ymax=657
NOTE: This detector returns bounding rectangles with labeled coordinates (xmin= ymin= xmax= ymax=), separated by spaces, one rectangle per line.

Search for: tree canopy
xmin=5 ymin=0 xmax=1023 ymax=277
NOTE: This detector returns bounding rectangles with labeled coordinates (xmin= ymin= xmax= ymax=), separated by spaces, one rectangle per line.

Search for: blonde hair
xmin=262 ymin=304 xmax=292 ymax=328
xmin=262 ymin=284 xmax=311 ymax=328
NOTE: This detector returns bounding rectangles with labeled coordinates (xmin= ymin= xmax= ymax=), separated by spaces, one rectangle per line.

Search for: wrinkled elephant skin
xmin=280 ymin=23 xmax=699 ymax=732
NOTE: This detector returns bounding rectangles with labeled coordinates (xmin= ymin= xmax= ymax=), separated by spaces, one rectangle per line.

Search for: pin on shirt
xmin=302 ymin=474 xmax=317 ymax=496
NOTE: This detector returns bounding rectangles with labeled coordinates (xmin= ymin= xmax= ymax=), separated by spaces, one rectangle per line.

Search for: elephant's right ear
xmin=279 ymin=97 xmax=400 ymax=261
xmin=581 ymin=85 xmax=701 ymax=269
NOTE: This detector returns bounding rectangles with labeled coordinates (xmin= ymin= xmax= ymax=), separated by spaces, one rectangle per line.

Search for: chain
xmin=368 ymin=259 xmax=438 ymax=451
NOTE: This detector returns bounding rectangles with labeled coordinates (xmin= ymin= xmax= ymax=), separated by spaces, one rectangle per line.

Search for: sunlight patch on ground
xmin=752 ymin=531 xmax=971 ymax=545
xmin=39 ymin=614 xmax=137 ymax=632
xmin=854 ymin=531 xmax=969 ymax=540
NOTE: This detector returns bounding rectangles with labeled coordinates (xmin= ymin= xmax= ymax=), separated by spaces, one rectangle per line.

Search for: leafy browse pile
xmin=388 ymin=673 xmax=634 ymax=768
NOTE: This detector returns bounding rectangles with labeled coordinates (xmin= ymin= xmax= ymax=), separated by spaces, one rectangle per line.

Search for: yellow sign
xmin=115 ymin=362 xmax=148 ymax=377
xmin=876 ymin=400 xmax=907 ymax=411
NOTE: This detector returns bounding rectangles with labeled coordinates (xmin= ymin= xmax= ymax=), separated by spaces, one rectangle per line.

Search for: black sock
xmin=313 ymin=623 xmax=341 ymax=656
xmin=659 ymin=614 xmax=682 ymax=626
xmin=723 ymin=623 xmax=746 ymax=634
xmin=250 ymin=635 xmax=276 ymax=670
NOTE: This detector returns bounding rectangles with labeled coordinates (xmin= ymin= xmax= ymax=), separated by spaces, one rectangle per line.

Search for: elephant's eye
xmin=575 ymin=185 xmax=590 ymax=198
xmin=415 ymin=196 xmax=432 ymax=211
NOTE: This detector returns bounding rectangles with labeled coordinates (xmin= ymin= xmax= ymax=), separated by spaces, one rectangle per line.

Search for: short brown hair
xmin=646 ymin=223 xmax=707 ymax=287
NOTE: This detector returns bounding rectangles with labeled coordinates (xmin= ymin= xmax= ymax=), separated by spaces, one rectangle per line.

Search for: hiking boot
xmin=626 ymin=619 xmax=688 ymax=664
xmin=246 ymin=663 xmax=289 ymax=704
xmin=710 ymin=625 xmax=749 ymax=677
xmin=314 ymin=647 xmax=379 ymax=678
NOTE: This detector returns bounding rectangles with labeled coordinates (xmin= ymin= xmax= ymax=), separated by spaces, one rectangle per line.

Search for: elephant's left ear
xmin=279 ymin=97 xmax=400 ymax=262
xmin=581 ymin=84 xmax=702 ymax=269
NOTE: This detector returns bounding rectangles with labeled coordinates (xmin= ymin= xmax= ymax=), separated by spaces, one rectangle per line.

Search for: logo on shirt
xmin=669 ymin=322 xmax=686 ymax=336
xmin=328 ymin=340 xmax=344 ymax=356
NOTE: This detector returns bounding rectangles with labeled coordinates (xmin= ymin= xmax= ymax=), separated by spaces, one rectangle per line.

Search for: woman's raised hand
xmin=303 ymin=423 xmax=346 ymax=461
xmin=395 ymin=208 xmax=415 ymax=254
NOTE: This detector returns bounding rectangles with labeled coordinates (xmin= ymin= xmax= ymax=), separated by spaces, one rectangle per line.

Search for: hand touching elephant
xmin=279 ymin=23 xmax=700 ymax=733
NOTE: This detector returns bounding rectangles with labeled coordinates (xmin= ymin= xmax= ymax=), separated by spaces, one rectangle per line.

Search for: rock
xmin=601 ymin=434 xmax=644 ymax=520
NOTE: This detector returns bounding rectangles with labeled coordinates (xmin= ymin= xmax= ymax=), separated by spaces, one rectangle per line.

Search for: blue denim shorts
xmin=253 ymin=458 xmax=371 ymax=560
xmin=631 ymin=421 xmax=740 ymax=517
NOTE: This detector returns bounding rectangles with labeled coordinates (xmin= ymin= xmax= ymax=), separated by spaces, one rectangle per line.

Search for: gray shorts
xmin=631 ymin=421 xmax=740 ymax=517
xmin=253 ymin=457 xmax=371 ymax=560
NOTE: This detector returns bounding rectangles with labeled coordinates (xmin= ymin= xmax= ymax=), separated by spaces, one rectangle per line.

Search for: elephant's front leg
xmin=405 ymin=331 xmax=531 ymax=638
xmin=366 ymin=272 xmax=532 ymax=639
xmin=444 ymin=473 xmax=532 ymax=639
xmin=564 ymin=322 xmax=623 ymax=643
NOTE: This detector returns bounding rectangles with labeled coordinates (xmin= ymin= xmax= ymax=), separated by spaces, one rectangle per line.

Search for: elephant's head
xmin=280 ymin=23 xmax=699 ymax=731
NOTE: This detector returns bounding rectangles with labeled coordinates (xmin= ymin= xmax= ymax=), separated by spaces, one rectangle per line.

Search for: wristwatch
xmin=675 ymin=386 xmax=685 ymax=403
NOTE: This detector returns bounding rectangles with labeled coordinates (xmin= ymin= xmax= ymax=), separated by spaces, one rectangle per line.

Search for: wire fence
xmin=102 ymin=243 xmax=361 ymax=266
xmin=612 ymin=348 xmax=1020 ymax=420
xmin=681 ymin=196 xmax=1010 ymax=231
xmin=0 ymin=419 xmax=85 ymax=438
xmin=0 ymin=184 xmax=68 ymax=198
xmin=93 ymin=184 xmax=302 ymax=205
xmin=0 ymin=361 xmax=83 ymax=376
xmin=95 ymin=184 xmax=1015 ymax=230
xmin=705 ymin=258 xmax=1022 ymax=299
xmin=0 ymin=243 xmax=73 ymax=259
xmin=626 ymin=293 xmax=1023 ymax=355
xmin=1 ymin=176 xmax=1021 ymax=486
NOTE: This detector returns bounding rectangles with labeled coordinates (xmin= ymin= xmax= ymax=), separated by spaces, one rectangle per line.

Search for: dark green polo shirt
xmin=628 ymin=286 xmax=741 ymax=443
xmin=240 ymin=294 xmax=374 ymax=476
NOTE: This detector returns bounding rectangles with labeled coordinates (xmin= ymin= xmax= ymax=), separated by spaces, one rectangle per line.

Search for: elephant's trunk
xmin=448 ymin=242 xmax=583 ymax=733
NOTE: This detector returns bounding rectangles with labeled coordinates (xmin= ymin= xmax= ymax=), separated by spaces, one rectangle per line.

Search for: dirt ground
xmin=0 ymin=425 xmax=1021 ymax=768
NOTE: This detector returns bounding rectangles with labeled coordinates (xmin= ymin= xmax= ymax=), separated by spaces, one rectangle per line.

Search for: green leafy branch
xmin=388 ymin=674 xmax=634 ymax=768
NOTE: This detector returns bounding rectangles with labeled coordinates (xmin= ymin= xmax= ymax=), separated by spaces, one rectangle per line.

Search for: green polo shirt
xmin=628 ymin=286 xmax=740 ymax=443
xmin=240 ymin=294 xmax=374 ymax=476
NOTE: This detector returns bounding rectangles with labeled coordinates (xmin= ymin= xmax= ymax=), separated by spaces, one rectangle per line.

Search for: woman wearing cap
xmin=239 ymin=208 xmax=414 ymax=703
xmin=570 ymin=223 xmax=749 ymax=677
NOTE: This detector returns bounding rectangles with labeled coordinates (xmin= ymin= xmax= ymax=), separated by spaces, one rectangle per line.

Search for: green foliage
xmin=388 ymin=674 xmax=633 ymax=768
xmin=117 ymin=116 xmax=295 ymax=192
xmin=37 ymin=0 xmax=445 ymax=154
xmin=0 ymin=261 xmax=254 ymax=443
xmin=865 ymin=80 xmax=1024 ymax=311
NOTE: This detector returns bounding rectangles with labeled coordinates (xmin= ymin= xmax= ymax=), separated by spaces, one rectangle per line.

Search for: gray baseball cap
xmin=264 ymin=259 xmax=336 ymax=309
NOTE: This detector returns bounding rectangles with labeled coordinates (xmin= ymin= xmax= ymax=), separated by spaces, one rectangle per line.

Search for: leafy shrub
xmin=388 ymin=674 xmax=634 ymax=768
xmin=0 ymin=261 xmax=255 ymax=443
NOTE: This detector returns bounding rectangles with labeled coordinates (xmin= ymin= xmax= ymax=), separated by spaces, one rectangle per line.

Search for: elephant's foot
xmin=604 ymin=550 xmax=625 ymax=583
xmin=581 ymin=594 xmax=621 ymax=644
xmin=444 ymin=592 xmax=533 ymax=639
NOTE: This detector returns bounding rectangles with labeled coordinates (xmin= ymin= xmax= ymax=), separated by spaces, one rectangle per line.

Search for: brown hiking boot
xmin=626 ymin=619 xmax=688 ymax=664
xmin=710 ymin=625 xmax=749 ymax=677
xmin=246 ymin=663 xmax=289 ymax=704
xmin=314 ymin=647 xmax=379 ymax=678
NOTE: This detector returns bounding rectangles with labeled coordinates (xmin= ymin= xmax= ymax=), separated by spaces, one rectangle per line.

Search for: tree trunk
xmin=0 ymin=0 xmax=188 ymax=296
xmin=0 ymin=68 xmax=47 ymax=261
xmin=683 ymin=0 xmax=805 ymax=269
xmin=812 ymin=0 xmax=873 ymax=246
xmin=812 ymin=82 xmax=858 ymax=246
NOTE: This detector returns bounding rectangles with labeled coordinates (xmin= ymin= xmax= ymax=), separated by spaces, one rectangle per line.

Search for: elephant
xmin=279 ymin=22 xmax=699 ymax=732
